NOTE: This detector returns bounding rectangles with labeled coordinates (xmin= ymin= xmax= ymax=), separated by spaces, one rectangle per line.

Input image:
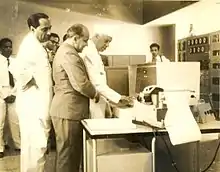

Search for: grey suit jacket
xmin=50 ymin=43 xmax=96 ymax=120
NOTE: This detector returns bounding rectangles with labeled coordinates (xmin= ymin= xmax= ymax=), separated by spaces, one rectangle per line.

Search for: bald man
xmin=81 ymin=34 xmax=131 ymax=119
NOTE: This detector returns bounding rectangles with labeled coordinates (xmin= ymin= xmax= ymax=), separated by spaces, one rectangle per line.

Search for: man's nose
xmin=47 ymin=31 xmax=51 ymax=36
xmin=105 ymin=42 xmax=109 ymax=48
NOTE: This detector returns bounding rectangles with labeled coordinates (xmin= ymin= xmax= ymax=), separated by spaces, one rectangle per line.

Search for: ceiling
xmin=19 ymin=0 xmax=199 ymax=24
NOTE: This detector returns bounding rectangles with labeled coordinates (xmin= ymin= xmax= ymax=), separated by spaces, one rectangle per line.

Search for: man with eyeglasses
xmin=45 ymin=33 xmax=60 ymax=66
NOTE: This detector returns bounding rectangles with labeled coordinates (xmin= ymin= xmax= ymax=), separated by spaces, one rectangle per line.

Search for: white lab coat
xmin=82 ymin=40 xmax=121 ymax=118
xmin=10 ymin=32 xmax=53 ymax=172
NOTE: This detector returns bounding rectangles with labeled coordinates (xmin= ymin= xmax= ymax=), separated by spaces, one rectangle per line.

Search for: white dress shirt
xmin=0 ymin=54 xmax=16 ymax=100
xmin=146 ymin=55 xmax=170 ymax=63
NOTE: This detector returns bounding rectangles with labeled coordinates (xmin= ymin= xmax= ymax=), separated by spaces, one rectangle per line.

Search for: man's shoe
xmin=14 ymin=148 xmax=20 ymax=152
xmin=0 ymin=152 xmax=4 ymax=158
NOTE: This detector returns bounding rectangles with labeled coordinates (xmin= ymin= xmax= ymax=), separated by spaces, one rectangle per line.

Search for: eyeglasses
xmin=50 ymin=40 xmax=59 ymax=45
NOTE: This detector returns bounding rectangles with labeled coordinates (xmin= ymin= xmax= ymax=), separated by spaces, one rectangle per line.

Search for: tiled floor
xmin=1 ymin=143 xmax=220 ymax=172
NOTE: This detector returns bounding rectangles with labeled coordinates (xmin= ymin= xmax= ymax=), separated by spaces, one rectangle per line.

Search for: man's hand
xmin=117 ymin=96 xmax=134 ymax=107
xmin=22 ymin=78 xmax=38 ymax=91
xmin=4 ymin=95 xmax=16 ymax=104
xmin=94 ymin=92 xmax=100 ymax=103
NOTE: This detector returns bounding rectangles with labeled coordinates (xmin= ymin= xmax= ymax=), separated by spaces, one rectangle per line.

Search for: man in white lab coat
xmin=0 ymin=38 xmax=20 ymax=158
xmin=149 ymin=43 xmax=170 ymax=62
xmin=10 ymin=13 xmax=53 ymax=172
xmin=82 ymin=34 xmax=131 ymax=118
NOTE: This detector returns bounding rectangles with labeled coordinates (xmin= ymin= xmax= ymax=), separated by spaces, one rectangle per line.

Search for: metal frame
xmin=82 ymin=120 xmax=220 ymax=172
xmin=83 ymin=128 xmax=157 ymax=172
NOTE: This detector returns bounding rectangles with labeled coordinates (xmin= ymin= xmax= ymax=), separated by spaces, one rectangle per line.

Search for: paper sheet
xmin=85 ymin=118 xmax=136 ymax=131
xmin=164 ymin=92 xmax=201 ymax=145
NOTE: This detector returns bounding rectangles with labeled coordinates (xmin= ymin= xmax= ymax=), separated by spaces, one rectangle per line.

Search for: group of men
xmin=0 ymin=11 xmax=171 ymax=172
xmin=0 ymin=12 xmax=133 ymax=172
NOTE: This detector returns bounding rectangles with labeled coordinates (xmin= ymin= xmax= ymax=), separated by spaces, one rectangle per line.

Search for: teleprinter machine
xmin=114 ymin=62 xmax=216 ymax=128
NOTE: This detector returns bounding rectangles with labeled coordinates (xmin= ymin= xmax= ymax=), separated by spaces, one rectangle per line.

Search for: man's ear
xmin=73 ymin=35 xmax=80 ymax=42
xmin=30 ymin=26 xmax=35 ymax=32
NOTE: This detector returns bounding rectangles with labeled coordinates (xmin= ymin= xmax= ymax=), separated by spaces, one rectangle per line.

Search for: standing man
xmin=149 ymin=43 xmax=170 ymax=62
xmin=10 ymin=13 xmax=53 ymax=172
xmin=44 ymin=32 xmax=60 ymax=66
xmin=81 ymin=33 xmax=132 ymax=119
xmin=50 ymin=24 xmax=99 ymax=172
xmin=44 ymin=32 xmax=60 ymax=151
xmin=0 ymin=38 xmax=20 ymax=158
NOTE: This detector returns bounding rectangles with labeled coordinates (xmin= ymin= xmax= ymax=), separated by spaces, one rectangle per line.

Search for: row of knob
xmin=188 ymin=37 xmax=208 ymax=46
xmin=188 ymin=46 xmax=207 ymax=54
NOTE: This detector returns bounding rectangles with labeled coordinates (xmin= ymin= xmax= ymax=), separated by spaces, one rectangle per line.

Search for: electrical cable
xmin=155 ymin=130 xmax=180 ymax=172
xmin=157 ymin=130 xmax=220 ymax=172
xmin=201 ymin=139 xmax=220 ymax=172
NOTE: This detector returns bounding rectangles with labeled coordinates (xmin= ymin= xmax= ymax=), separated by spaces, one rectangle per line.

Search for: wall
xmin=0 ymin=0 xmax=147 ymax=55
xmin=143 ymin=0 xmax=220 ymax=60
xmin=143 ymin=0 xmax=220 ymax=39
xmin=160 ymin=25 xmax=176 ymax=61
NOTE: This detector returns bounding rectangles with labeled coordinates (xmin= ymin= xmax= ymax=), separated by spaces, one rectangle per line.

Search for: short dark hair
xmin=150 ymin=43 xmax=160 ymax=50
xmin=63 ymin=34 xmax=68 ymax=42
xmin=49 ymin=33 xmax=60 ymax=42
xmin=66 ymin=24 xmax=86 ymax=39
xmin=0 ymin=38 xmax=12 ymax=48
xmin=27 ymin=13 xmax=49 ymax=29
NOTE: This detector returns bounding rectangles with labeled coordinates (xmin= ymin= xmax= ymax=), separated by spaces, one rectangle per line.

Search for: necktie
xmin=152 ymin=57 xmax=156 ymax=63
xmin=7 ymin=58 xmax=15 ymax=87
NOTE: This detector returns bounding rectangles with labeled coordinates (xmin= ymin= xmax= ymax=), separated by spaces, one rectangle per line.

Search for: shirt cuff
xmin=112 ymin=94 xmax=122 ymax=104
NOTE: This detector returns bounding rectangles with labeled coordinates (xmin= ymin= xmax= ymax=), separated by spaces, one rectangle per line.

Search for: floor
xmin=1 ymin=141 xmax=220 ymax=172
xmin=0 ymin=149 xmax=56 ymax=172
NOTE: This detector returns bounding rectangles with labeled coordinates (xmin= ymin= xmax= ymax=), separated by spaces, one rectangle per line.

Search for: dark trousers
xmin=51 ymin=117 xmax=82 ymax=172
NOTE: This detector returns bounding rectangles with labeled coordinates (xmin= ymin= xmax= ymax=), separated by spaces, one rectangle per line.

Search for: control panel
xmin=187 ymin=34 xmax=210 ymax=102
xmin=209 ymin=31 xmax=220 ymax=113
xmin=178 ymin=31 xmax=219 ymax=115
xmin=135 ymin=65 xmax=156 ymax=93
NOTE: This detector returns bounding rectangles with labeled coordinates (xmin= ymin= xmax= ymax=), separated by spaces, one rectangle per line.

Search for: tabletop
xmin=81 ymin=118 xmax=220 ymax=138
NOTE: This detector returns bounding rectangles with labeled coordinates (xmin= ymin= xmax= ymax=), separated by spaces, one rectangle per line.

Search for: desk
xmin=81 ymin=119 xmax=220 ymax=172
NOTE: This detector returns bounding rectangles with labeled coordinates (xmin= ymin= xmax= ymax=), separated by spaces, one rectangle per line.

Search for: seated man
xmin=149 ymin=43 xmax=170 ymax=63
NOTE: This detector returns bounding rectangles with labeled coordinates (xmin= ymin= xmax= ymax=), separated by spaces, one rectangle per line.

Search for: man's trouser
xmin=0 ymin=99 xmax=20 ymax=152
xmin=51 ymin=116 xmax=83 ymax=172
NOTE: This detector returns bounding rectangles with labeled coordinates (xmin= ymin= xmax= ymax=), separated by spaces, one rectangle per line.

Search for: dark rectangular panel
xmin=105 ymin=67 xmax=129 ymax=96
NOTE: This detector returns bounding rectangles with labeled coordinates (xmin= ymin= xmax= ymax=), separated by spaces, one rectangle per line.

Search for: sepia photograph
xmin=0 ymin=0 xmax=220 ymax=172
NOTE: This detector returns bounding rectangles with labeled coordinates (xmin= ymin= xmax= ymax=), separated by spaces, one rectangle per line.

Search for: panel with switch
xmin=135 ymin=66 xmax=156 ymax=93
xmin=177 ymin=39 xmax=187 ymax=62
xmin=179 ymin=31 xmax=220 ymax=115
xmin=211 ymin=34 xmax=220 ymax=43
xmin=212 ymin=77 xmax=220 ymax=86
xmin=212 ymin=63 xmax=220 ymax=69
